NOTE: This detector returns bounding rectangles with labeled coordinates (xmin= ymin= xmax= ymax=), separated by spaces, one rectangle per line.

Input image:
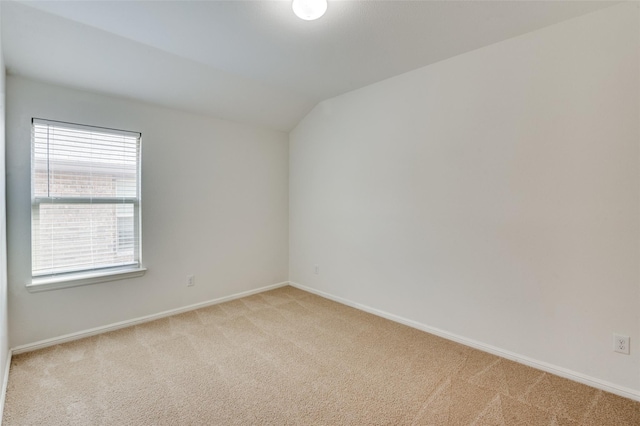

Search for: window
xmin=30 ymin=118 xmax=145 ymax=291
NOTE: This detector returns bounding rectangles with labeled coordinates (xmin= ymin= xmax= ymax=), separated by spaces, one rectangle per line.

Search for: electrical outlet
xmin=314 ymin=265 xmax=319 ymax=275
xmin=613 ymin=334 xmax=630 ymax=355
xmin=187 ymin=275 xmax=195 ymax=287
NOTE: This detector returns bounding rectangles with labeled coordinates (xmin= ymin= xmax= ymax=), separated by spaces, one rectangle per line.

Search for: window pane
xmin=32 ymin=203 xmax=136 ymax=276
xmin=33 ymin=122 xmax=138 ymax=199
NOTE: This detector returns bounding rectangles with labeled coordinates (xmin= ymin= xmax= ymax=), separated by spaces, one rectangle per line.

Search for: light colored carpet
xmin=3 ymin=286 xmax=639 ymax=425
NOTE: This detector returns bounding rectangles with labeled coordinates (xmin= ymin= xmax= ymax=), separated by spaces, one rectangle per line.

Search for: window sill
xmin=27 ymin=267 xmax=147 ymax=293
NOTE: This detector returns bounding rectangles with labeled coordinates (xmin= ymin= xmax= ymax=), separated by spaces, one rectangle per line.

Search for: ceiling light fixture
xmin=292 ymin=0 xmax=327 ymax=21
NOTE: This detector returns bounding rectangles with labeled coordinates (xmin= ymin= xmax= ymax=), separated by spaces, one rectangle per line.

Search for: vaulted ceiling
xmin=2 ymin=1 xmax=616 ymax=132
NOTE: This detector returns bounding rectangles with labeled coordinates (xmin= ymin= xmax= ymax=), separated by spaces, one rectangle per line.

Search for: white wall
xmin=6 ymin=76 xmax=289 ymax=347
xmin=290 ymin=3 xmax=640 ymax=394
xmin=0 ymin=0 xmax=10 ymax=398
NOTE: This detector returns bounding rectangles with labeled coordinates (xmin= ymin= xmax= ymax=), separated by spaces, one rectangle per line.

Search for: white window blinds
xmin=31 ymin=118 xmax=142 ymax=278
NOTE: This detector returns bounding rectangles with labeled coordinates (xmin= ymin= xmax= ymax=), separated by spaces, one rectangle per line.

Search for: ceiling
xmin=2 ymin=1 xmax=616 ymax=132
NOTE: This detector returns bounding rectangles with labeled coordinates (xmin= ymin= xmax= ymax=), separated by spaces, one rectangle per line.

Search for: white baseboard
xmin=0 ymin=349 xmax=12 ymax=425
xmin=11 ymin=281 xmax=289 ymax=355
xmin=289 ymin=281 xmax=640 ymax=402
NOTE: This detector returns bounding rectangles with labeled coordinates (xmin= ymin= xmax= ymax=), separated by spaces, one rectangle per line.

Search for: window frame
xmin=28 ymin=118 xmax=146 ymax=293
